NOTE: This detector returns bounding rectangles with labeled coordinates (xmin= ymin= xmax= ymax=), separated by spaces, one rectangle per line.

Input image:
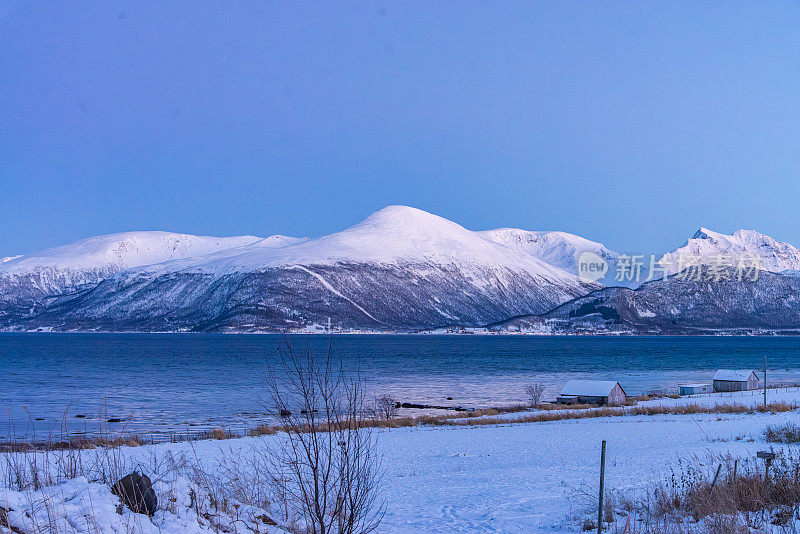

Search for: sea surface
xmin=3 ymin=333 xmax=800 ymax=440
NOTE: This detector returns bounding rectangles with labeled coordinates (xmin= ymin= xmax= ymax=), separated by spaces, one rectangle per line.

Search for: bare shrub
xmin=645 ymin=387 xmax=676 ymax=398
xmin=524 ymin=383 xmax=545 ymax=407
xmin=265 ymin=338 xmax=385 ymax=534
xmin=371 ymin=395 xmax=399 ymax=421
xmin=765 ymin=422 xmax=800 ymax=444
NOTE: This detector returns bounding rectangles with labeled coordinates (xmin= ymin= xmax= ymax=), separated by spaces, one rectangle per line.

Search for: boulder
xmin=111 ymin=472 xmax=157 ymax=516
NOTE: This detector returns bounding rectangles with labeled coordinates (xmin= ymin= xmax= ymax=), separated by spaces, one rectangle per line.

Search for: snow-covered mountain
xmin=659 ymin=228 xmax=800 ymax=275
xmin=3 ymin=206 xmax=599 ymax=331
xmin=5 ymin=211 xmax=800 ymax=333
xmin=479 ymin=228 xmax=619 ymax=281
xmin=1 ymin=231 xmax=268 ymax=277
xmin=143 ymin=207 xmax=596 ymax=276
xmin=492 ymin=227 xmax=800 ymax=333
xmin=0 ymin=231 xmax=298 ymax=316
xmin=496 ymin=265 xmax=800 ymax=334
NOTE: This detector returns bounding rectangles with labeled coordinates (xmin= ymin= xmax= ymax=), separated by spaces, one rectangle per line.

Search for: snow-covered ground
xmin=642 ymin=385 xmax=798 ymax=408
xmin=3 ymin=388 xmax=800 ymax=533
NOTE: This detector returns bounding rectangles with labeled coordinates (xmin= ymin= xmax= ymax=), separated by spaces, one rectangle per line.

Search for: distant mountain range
xmin=2 ymin=206 xmax=800 ymax=334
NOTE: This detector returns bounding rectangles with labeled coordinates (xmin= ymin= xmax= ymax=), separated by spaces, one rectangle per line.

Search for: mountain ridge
xmin=3 ymin=209 xmax=800 ymax=333
xmin=0 ymin=206 xmax=599 ymax=332
xmin=659 ymin=227 xmax=800 ymax=275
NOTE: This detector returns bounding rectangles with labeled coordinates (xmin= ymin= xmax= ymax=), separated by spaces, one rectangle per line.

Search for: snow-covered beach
xmin=4 ymin=388 xmax=800 ymax=533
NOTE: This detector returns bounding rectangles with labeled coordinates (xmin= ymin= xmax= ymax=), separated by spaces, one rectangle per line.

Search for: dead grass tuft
xmin=765 ymin=422 xmax=800 ymax=444
xmin=604 ymin=450 xmax=800 ymax=533
xmin=203 ymin=428 xmax=234 ymax=440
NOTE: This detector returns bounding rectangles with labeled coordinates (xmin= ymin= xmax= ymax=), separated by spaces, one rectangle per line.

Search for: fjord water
xmin=3 ymin=333 xmax=800 ymax=439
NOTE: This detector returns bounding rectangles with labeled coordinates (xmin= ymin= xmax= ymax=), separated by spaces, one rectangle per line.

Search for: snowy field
xmin=3 ymin=388 xmax=800 ymax=533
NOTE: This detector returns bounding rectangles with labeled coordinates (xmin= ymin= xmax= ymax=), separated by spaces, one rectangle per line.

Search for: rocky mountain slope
xmin=496 ymin=265 xmax=800 ymax=334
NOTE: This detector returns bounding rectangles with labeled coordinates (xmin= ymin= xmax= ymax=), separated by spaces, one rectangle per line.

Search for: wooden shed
xmin=557 ymin=380 xmax=627 ymax=406
xmin=679 ymin=383 xmax=712 ymax=395
xmin=712 ymin=370 xmax=760 ymax=392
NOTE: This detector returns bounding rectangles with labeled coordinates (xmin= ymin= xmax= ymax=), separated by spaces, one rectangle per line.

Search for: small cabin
xmin=679 ymin=383 xmax=713 ymax=395
xmin=557 ymin=380 xmax=627 ymax=406
xmin=712 ymin=370 xmax=760 ymax=392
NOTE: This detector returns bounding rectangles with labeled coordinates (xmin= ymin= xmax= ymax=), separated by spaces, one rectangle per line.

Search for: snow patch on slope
xmin=293 ymin=265 xmax=382 ymax=324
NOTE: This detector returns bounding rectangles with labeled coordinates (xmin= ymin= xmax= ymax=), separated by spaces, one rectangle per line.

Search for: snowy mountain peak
xmin=0 ymin=206 xmax=601 ymax=331
xmin=362 ymin=204 xmax=433 ymax=221
xmin=691 ymin=227 xmax=718 ymax=240
xmin=10 ymin=209 xmax=800 ymax=332
xmin=0 ymin=231 xmax=282 ymax=300
xmin=662 ymin=227 xmax=800 ymax=274
xmin=156 ymin=205 xmax=589 ymax=279
xmin=352 ymin=205 xmax=468 ymax=238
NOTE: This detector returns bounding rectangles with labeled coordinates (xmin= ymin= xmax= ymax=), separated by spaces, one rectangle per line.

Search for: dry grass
xmin=6 ymin=401 xmax=797 ymax=452
xmin=244 ymin=401 xmax=798 ymax=446
xmin=603 ymin=450 xmax=800 ymax=533
xmin=443 ymin=401 xmax=796 ymax=428
xmin=765 ymin=422 xmax=800 ymax=444
xmin=1 ymin=435 xmax=147 ymax=453
xmin=248 ymin=404 xmax=532 ymax=436
xmin=202 ymin=428 xmax=235 ymax=441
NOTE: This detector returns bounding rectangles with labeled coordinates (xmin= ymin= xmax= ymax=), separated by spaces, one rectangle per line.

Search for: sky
xmin=2 ymin=2 xmax=800 ymax=256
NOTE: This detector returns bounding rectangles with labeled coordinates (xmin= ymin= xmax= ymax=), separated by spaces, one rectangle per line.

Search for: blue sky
xmin=2 ymin=2 xmax=800 ymax=256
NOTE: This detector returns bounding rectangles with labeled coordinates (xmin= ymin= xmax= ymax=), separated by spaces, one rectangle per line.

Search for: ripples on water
xmin=3 ymin=333 xmax=800 ymax=439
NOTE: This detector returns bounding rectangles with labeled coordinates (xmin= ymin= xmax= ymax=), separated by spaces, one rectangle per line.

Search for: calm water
xmin=3 ymin=333 xmax=800 ymax=439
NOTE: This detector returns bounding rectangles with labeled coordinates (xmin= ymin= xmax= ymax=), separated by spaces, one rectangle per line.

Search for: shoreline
xmin=4 ymin=330 xmax=800 ymax=337
xmin=6 ymin=386 xmax=800 ymax=451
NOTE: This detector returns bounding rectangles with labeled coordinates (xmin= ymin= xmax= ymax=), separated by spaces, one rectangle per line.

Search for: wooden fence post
xmin=598 ymin=440 xmax=606 ymax=534
xmin=710 ymin=464 xmax=722 ymax=495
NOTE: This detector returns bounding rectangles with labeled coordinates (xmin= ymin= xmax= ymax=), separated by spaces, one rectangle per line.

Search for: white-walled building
xmin=712 ymin=370 xmax=760 ymax=392
xmin=557 ymin=380 xmax=627 ymax=406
